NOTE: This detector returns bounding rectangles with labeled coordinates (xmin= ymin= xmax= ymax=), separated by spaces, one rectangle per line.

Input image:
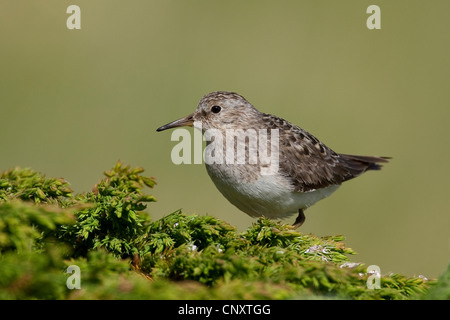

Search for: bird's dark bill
xmin=156 ymin=113 xmax=194 ymax=131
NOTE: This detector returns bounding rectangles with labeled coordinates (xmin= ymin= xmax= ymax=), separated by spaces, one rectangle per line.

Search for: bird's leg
xmin=292 ymin=209 xmax=305 ymax=228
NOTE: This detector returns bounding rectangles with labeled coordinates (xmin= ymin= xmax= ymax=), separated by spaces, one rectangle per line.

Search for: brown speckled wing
xmin=261 ymin=113 xmax=388 ymax=192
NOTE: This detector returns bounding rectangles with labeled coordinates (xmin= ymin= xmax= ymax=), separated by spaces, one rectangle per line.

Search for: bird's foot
xmin=292 ymin=209 xmax=306 ymax=229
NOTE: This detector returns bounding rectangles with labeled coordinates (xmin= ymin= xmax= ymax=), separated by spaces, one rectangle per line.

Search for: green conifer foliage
xmin=0 ymin=162 xmax=443 ymax=299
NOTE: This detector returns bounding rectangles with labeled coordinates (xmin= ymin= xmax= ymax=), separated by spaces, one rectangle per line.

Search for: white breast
xmin=206 ymin=163 xmax=340 ymax=219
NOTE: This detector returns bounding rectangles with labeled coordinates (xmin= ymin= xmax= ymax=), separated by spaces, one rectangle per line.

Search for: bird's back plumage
xmin=260 ymin=113 xmax=389 ymax=192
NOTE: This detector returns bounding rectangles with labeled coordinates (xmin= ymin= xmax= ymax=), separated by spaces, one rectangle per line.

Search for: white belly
xmin=206 ymin=164 xmax=340 ymax=219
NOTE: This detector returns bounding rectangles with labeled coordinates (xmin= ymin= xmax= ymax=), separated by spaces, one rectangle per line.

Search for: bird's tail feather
xmin=339 ymin=154 xmax=391 ymax=180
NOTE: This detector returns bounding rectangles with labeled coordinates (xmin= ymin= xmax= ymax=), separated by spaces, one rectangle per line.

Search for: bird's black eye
xmin=211 ymin=105 xmax=221 ymax=114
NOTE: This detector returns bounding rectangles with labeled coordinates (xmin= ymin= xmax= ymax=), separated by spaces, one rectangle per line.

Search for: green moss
xmin=0 ymin=167 xmax=73 ymax=206
xmin=0 ymin=162 xmax=444 ymax=299
xmin=422 ymin=264 xmax=450 ymax=300
xmin=0 ymin=201 xmax=74 ymax=254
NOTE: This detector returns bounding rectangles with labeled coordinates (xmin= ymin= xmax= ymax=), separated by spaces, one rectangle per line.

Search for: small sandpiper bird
xmin=157 ymin=91 xmax=389 ymax=228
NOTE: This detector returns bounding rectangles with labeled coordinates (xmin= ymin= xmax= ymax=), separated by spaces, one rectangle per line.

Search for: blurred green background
xmin=1 ymin=1 xmax=449 ymax=278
